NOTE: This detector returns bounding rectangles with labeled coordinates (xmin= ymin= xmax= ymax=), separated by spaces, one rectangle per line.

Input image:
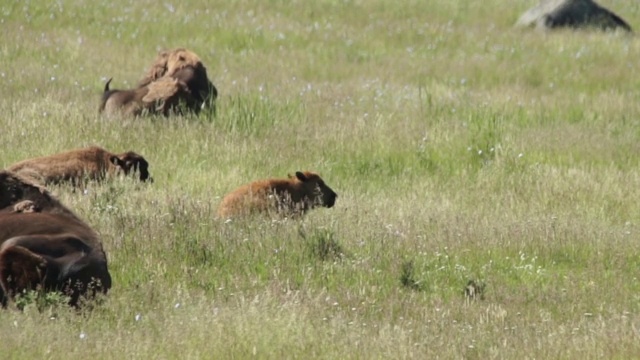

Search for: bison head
xmin=292 ymin=171 xmax=338 ymax=209
xmin=110 ymin=152 xmax=152 ymax=182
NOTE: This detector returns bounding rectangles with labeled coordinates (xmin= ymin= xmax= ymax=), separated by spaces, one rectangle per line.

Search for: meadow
xmin=2 ymin=0 xmax=640 ymax=358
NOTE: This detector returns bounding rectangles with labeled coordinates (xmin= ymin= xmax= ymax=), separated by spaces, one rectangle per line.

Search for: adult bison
xmin=0 ymin=171 xmax=112 ymax=307
xmin=217 ymin=171 xmax=338 ymax=218
xmin=7 ymin=146 xmax=152 ymax=186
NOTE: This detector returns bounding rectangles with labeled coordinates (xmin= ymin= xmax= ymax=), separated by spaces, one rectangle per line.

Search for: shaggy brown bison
xmin=217 ymin=171 xmax=338 ymax=218
xmin=7 ymin=146 xmax=151 ymax=186
xmin=138 ymin=48 xmax=218 ymax=113
xmin=99 ymin=77 xmax=193 ymax=117
xmin=0 ymin=170 xmax=112 ymax=307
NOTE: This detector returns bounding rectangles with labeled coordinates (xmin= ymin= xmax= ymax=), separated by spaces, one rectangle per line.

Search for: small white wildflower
xmin=518 ymin=153 xmax=523 ymax=158
xmin=79 ymin=332 xmax=87 ymax=340
xmin=135 ymin=314 xmax=141 ymax=321
xmin=174 ymin=303 xmax=181 ymax=309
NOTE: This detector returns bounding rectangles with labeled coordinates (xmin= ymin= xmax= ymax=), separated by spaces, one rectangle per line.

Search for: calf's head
xmin=110 ymin=152 xmax=152 ymax=182
xmin=291 ymin=171 xmax=338 ymax=209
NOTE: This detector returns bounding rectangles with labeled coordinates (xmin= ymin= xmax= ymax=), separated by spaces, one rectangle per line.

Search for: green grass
xmin=2 ymin=0 xmax=640 ymax=358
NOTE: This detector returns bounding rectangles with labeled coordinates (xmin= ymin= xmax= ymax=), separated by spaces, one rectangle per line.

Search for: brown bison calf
xmin=0 ymin=171 xmax=112 ymax=307
xmin=99 ymin=77 xmax=193 ymax=117
xmin=217 ymin=171 xmax=338 ymax=218
xmin=7 ymin=146 xmax=151 ymax=186
xmin=138 ymin=48 xmax=218 ymax=114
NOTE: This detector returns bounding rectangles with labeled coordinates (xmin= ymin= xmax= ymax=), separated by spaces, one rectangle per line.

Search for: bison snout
xmin=325 ymin=192 xmax=337 ymax=208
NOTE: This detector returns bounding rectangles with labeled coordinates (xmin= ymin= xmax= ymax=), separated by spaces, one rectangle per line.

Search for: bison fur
xmin=217 ymin=171 xmax=338 ymax=218
xmin=7 ymin=146 xmax=152 ymax=186
xmin=0 ymin=171 xmax=112 ymax=307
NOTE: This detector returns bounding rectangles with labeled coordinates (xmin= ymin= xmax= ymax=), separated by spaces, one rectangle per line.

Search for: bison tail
xmin=98 ymin=78 xmax=114 ymax=113
xmin=103 ymin=77 xmax=113 ymax=92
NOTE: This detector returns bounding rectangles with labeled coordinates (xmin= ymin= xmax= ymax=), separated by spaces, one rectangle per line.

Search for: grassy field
xmin=2 ymin=0 xmax=640 ymax=358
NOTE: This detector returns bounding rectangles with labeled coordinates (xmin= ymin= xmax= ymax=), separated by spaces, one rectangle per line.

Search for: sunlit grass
xmin=2 ymin=0 xmax=640 ymax=358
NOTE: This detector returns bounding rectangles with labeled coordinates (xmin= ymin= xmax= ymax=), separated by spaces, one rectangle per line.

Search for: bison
xmin=516 ymin=0 xmax=632 ymax=32
xmin=0 ymin=170 xmax=112 ymax=307
xmin=138 ymin=48 xmax=218 ymax=114
xmin=7 ymin=146 xmax=152 ymax=186
xmin=99 ymin=77 xmax=193 ymax=117
xmin=217 ymin=171 xmax=338 ymax=218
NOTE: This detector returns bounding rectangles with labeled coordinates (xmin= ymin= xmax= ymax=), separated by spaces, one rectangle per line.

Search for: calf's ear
xmin=295 ymin=171 xmax=307 ymax=182
xmin=0 ymin=246 xmax=47 ymax=296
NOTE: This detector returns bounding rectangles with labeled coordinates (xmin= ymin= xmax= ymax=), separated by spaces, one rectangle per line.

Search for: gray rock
xmin=516 ymin=0 xmax=632 ymax=32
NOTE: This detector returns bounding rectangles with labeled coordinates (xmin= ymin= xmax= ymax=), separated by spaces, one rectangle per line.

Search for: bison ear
xmin=295 ymin=171 xmax=308 ymax=182
xmin=0 ymin=245 xmax=47 ymax=296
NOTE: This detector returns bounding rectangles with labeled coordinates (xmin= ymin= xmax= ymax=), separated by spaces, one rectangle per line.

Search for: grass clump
xmin=302 ymin=227 xmax=344 ymax=262
xmin=13 ymin=290 xmax=70 ymax=313
xmin=399 ymin=259 xmax=423 ymax=291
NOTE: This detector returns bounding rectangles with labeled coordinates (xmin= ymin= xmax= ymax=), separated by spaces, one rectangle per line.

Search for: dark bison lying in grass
xmin=516 ymin=0 xmax=632 ymax=32
xmin=217 ymin=171 xmax=338 ymax=218
xmin=7 ymin=146 xmax=151 ymax=186
xmin=0 ymin=171 xmax=112 ymax=307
